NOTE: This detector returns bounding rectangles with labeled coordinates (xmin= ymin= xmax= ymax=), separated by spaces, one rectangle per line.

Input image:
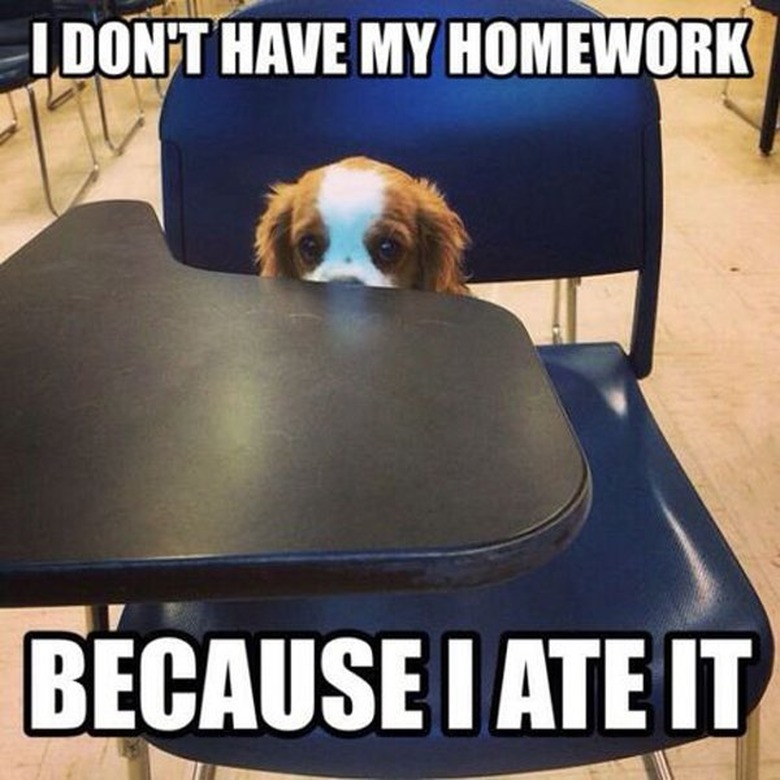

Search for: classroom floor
xmin=1 ymin=0 xmax=778 ymax=778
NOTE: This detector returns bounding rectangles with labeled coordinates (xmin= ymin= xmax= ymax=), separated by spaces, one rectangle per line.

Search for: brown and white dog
xmin=254 ymin=156 xmax=470 ymax=294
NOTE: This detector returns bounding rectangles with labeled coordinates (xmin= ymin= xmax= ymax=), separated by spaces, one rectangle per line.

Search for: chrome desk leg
xmin=642 ymin=750 xmax=674 ymax=780
xmin=737 ymin=706 xmax=761 ymax=780
xmin=192 ymin=763 xmax=217 ymax=779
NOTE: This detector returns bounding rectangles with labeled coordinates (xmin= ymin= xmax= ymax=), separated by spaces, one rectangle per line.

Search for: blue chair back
xmin=0 ymin=1 xmax=52 ymax=17
xmin=0 ymin=1 xmax=52 ymax=43
xmin=160 ymin=0 xmax=662 ymax=375
xmin=0 ymin=2 xmax=51 ymax=88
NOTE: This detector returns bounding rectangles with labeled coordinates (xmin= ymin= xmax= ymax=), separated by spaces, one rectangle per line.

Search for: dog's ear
xmin=254 ymin=183 xmax=296 ymax=277
xmin=415 ymin=179 xmax=470 ymax=294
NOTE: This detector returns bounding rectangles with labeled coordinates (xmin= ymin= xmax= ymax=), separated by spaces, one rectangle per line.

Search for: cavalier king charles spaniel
xmin=254 ymin=156 xmax=470 ymax=294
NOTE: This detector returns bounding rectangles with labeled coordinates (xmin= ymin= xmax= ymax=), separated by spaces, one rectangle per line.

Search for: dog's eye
xmin=374 ymin=237 xmax=401 ymax=267
xmin=297 ymin=234 xmax=322 ymax=266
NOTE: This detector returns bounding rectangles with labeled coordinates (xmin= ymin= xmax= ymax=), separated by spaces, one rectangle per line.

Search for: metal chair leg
xmin=552 ymin=279 xmax=563 ymax=344
xmin=0 ymin=93 xmax=19 ymax=144
xmin=120 ymin=736 xmax=152 ymax=780
xmin=640 ymin=706 xmax=760 ymax=780
xmin=642 ymin=751 xmax=675 ymax=779
xmin=723 ymin=1 xmax=780 ymax=152
xmin=46 ymin=77 xmax=86 ymax=111
xmin=25 ymin=81 xmax=100 ymax=216
xmin=94 ymin=74 xmax=145 ymax=154
xmin=566 ymin=277 xmax=580 ymax=343
xmin=759 ymin=13 xmax=780 ymax=154
xmin=149 ymin=3 xmax=176 ymax=98
xmin=70 ymin=5 xmax=146 ymax=154
xmin=85 ymin=604 xmax=111 ymax=632
xmin=722 ymin=3 xmax=752 ymax=114
xmin=551 ymin=278 xmax=580 ymax=344
xmin=191 ymin=763 xmax=217 ymax=780
xmin=736 ymin=706 xmax=761 ymax=780
xmin=83 ymin=607 xmax=153 ymax=780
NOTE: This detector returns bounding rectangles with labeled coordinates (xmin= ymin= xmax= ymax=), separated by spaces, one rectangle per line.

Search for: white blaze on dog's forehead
xmin=307 ymin=163 xmax=392 ymax=287
xmin=317 ymin=165 xmax=385 ymax=225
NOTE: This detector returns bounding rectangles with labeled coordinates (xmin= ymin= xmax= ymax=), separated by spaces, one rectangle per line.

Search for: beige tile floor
xmin=1 ymin=0 xmax=778 ymax=777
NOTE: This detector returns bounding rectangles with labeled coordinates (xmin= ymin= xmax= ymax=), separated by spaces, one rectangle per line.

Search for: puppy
xmin=254 ymin=156 xmax=469 ymax=294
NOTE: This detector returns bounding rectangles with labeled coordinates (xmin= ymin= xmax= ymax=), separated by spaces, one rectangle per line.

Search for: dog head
xmin=254 ymin=156 xmax=469 ymax=293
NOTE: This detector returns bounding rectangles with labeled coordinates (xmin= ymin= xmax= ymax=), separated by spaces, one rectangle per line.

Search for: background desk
xmin=0 ymin=201 xmax=589 ymax=607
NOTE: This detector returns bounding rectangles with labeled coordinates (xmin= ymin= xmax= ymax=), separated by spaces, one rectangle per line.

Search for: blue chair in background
xmin=0 ymin=0 xmax=99 ymax=214
xmin=52 ymin=0 xmax=147 ymax=154
xmin=117 ymin=0 xmax=774 ymax=778
xmin=49 ymin=0 xmax=202 ymax=151
xmin=110 ymin=0 xmax=196 ymax=95
xmin=745 ymin=0 xmax=779 ymax=154
xmin=723 ymin=0 xmax=780 ymax=154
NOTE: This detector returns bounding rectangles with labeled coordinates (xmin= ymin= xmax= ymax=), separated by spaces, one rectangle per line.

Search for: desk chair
xmin=0 ymin=0 xmax=99 ymax=214
xmin=723 ymin=0 xmax=780 ymax=154
xmin=118 ymin=0 xmax=774 ymax=778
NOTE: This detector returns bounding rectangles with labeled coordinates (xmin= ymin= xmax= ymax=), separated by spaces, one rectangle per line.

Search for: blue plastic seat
xmin=119 ymin=0 xmax=774 ymax=776
xmin=124 ymin=344 xmax=773 ymax=776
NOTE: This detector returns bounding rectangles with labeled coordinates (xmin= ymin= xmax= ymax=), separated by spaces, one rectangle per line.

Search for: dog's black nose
xmin=331 ymin=276 xmax=365 ymax=285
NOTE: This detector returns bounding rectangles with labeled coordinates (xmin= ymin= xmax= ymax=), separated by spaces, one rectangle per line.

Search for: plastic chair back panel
xmin=161 ymin=0 xmax=661 ymax=289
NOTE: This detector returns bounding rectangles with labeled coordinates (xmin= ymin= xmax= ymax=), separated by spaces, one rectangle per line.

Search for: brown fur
xmin=254 ymin=157 xmax=470 ymax=294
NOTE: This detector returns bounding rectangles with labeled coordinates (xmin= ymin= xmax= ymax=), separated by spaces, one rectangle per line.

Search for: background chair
xmin=0 ymin=0 xmax=99 ymax=214
xmin=723 ymin=0 xmax=780 ymax=154
xmin=109 ymin=0 xmax=184 ymax=95
xmin=52 ymin=0 xmax=147 ymax=154
xmin=118 ymin=0 xmax=774 ymax=777
xmin=110 ymin=0 xmax=168 ymax=13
